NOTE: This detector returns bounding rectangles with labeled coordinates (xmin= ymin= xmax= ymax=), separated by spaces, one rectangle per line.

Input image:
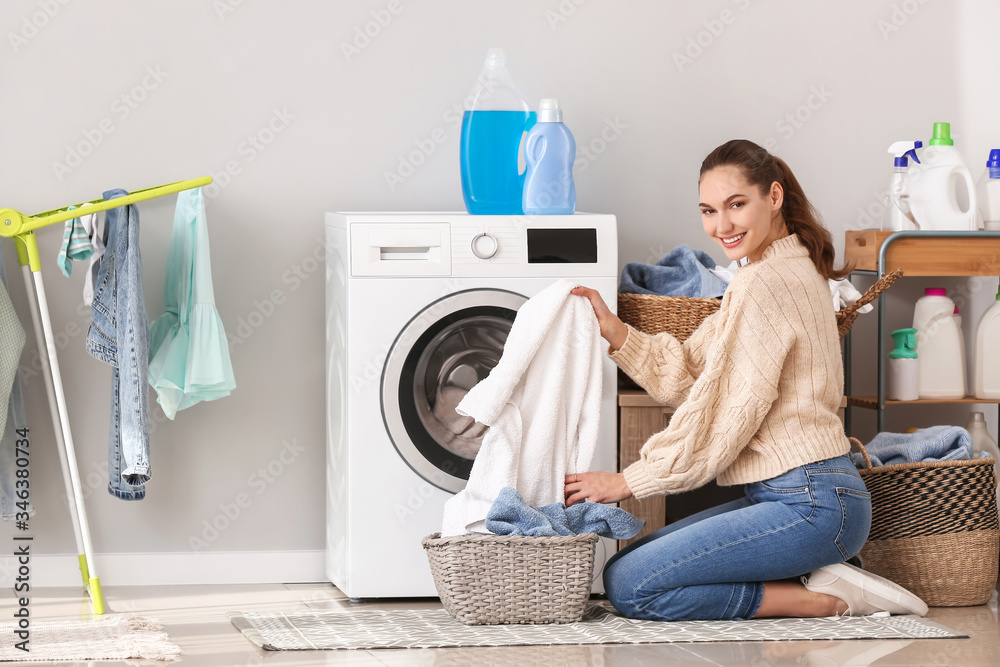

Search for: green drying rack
xmin=0 ymin=176 xmax=212 ymax=615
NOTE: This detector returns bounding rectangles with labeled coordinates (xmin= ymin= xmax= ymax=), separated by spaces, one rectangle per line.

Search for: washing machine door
xmin=382 ymin=289 xmax=527 ymax=493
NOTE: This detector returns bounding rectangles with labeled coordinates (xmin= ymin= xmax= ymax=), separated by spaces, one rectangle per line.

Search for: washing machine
xmin=325 ymin=212 xmax=619 ymax=599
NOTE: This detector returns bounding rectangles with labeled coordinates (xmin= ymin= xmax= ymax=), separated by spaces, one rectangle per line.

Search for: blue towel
xmin=851 ymin=426 xmax=977 ymax=468
xmin=619 ymin=245 xmax=728 ymax=298
xmin=485 ymin=486 xmax=645 ymax=539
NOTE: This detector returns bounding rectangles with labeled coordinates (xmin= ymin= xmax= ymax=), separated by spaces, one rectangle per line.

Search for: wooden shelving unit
xmin=844 ymin=230 xmax=1000 ymax=432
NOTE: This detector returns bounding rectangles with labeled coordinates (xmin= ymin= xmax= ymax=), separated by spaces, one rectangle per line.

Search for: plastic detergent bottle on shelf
xmin=954 ymin=305 xmax=966 ymax=389
xmin=460 ymin=47 xmax=536 ymax=215
xmin=906 ymin=122 xmax=978 ymax=231
xmin=522 ymin=98 xmax=577 ymax=215
xmin=967 ymin=412 xmax=1000 ymax=460
xmin=973 ymin=285 xmax=1000 ymax=399
xmin=883 ymin=141 xmax=922 ymax=231
xmin=966 ymin=412 xmax=1000 ymax=511
xmin=912 ymin=287 xmax=966 ymax=399
xmin=887 ymin=328 xmax=919 ymax=401
xmin=978 ymin=149 xmax=1000 ymax=231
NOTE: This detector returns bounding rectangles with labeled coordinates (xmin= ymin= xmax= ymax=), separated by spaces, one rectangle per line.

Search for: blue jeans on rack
xmin=85 ymin=190 xmax=151 ymax=500
xmin=603 ymin=455 xmax=871 ymax=621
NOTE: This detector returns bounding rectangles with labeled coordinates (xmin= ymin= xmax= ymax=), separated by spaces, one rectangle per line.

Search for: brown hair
xmin=699 ymin=139 xmax=851 ymax=280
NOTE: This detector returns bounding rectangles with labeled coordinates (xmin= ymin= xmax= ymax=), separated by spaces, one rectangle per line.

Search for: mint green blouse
xmin=148 ymin=188 xmax=235 ymax=419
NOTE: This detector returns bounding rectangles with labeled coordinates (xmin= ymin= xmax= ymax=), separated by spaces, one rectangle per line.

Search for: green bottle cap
xmin=889 ymin=328 xmax=918 ymax=359
xmin=929 ymin=122 xmax=954 ymax=146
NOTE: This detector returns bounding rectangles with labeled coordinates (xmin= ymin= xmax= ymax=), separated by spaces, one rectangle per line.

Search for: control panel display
xmin=527 ymin=228 xmax=598 ymax=264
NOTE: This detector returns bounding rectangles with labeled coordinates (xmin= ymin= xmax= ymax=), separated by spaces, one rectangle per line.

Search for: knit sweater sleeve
xmin=610 ymin=312 xmax=720 ymax=408
xmin=621 ymin=277 xmax=794 ymax=499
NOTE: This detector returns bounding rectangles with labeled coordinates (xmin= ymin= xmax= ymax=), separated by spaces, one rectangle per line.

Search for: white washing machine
xmin=325 ymin=212 xmax=619 ymax=599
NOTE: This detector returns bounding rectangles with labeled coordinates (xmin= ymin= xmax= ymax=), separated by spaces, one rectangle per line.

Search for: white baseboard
xmin=0 ymin=550 xmax=326 ymax=587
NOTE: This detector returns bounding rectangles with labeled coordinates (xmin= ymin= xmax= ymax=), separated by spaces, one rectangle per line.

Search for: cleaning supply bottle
xmin=966 ymin=412 xmax=1000 ymax=513
xmin=979 ymin=149 xmax=1000 ymax=231
xmin=906 ymin=122 xmax=978 ymax=231
xmin=883 ymin=141 xmax=922 ymax=231
xmin=954 ymin=305 xmax=966 ymax=393
xmin=460 ymin=48 xmax=535 ymax=215
xmin=912 ymin=287 xmax=966 ymax=399
xmin=522 ymin=99 xmax=576 ymax=215
xmin=887 ymin=328 xmax=919 ymax=401
xmin=973 ymin=285 xmax=1000 ymax=399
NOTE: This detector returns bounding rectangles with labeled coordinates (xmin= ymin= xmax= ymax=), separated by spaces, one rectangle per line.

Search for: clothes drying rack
xmin=0 ymin=176 xmax=212 ymax=615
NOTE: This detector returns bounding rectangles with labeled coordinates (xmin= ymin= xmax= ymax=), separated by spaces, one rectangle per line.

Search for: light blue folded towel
xmin=619 ymin=245 xmax=729 ymax=298
xmin=485 ymin=486 xmax=645 ymax=539
xmin=56 ymin=205 xmax=95 ymax=277
xmin=851 ymin=426 xmax=978 ymax=468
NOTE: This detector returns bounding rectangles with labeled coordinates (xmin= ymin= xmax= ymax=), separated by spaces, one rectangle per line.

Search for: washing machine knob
xmin=471 ymin=232 xmax=498 ymax=260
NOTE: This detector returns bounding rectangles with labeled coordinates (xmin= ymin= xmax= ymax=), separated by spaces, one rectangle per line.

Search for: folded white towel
xmin=440 ymin=279 xmax=603 ymax=536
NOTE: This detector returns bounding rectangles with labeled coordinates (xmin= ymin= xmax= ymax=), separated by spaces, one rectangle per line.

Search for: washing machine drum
xmin=382 ymin=289 xmax=526 ymax=493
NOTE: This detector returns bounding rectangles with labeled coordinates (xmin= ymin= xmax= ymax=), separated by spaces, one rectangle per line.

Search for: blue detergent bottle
xmin=523 ymin=98 xmax=577 ymax=215
xmin=460 ymin=48 xmax=535 ymax=215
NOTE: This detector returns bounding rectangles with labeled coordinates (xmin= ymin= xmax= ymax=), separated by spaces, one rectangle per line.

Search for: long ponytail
xmin=700 ymin=140 xmax=852 ymax=280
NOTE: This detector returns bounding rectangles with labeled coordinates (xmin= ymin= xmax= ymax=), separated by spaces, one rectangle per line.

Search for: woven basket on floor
xmin=852 ymin=437 xmax=1000 ymax=607
xmin=421 ymin=532 xmax=598 ymax=625
xmin=617 ymin=268 xmax=904 ymax=341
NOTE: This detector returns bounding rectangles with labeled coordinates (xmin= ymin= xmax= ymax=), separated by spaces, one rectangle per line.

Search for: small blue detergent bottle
xmin=460 ymin=48 xmax=535 ymax=215
xmin=523 ymin=99 xmax=576 ymax=215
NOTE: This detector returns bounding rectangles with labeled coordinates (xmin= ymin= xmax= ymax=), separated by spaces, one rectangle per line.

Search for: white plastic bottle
xmin=979 ymin=149 xmax=1000 ymax=231
xmin=966 ymin=412 xmax=1000 ymax=513
xmin=912 ymin=288 xmax=966 ymax=399
xmin=907 ymin=122 xmax=978 ymax=231
xmin=974 ymin=286 xmax=1000 ymax=399
xmin=954 ymin=305 xmax=966 ymax=396
xmin=887 ymin=328 xmax=919 ymax=401
xmin=883 ymin=141 xmax=921 ymax=231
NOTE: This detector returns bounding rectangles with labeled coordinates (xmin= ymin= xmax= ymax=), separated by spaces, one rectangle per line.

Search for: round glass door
xmin=382 ymin=289 xmax=527 ymax=493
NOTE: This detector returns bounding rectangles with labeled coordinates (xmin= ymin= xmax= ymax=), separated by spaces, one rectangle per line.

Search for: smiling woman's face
xmin=699 ymin=165 xmax=787 ymax=263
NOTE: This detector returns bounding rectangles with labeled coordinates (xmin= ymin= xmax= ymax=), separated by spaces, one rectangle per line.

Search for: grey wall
xmin=0 ymin=0 xmax=997 ymax=578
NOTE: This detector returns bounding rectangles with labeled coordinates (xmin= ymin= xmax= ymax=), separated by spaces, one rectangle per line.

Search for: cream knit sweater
xmin=613 ymin=234 xmax=849 ymax=500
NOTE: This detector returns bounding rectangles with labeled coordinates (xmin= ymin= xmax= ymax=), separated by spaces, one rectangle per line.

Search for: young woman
xmin=569 ymin=139 xmax=927 ymax=622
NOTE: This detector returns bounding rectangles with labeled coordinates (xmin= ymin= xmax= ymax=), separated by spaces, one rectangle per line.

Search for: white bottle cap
xmin=537 ymin=98 xmax=562 ymax=123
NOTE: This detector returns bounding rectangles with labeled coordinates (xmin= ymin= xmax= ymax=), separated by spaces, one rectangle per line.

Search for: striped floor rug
xmin=228 ymin=604 xmax=965 ymax=651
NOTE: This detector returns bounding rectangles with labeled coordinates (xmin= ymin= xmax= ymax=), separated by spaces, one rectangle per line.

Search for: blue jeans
xmin=85 ymin=190 xmax=151 ymax=500
xmin=603 ymin=455 xmax=871 ymax=621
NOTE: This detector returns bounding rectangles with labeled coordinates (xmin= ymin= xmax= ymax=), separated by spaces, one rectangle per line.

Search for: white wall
xmin=0 ymin=0 xmax=996 ymax=585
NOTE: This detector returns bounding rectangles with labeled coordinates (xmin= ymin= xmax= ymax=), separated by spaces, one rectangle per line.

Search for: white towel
xmin=440 ymin=279 xmax=603 ymax=536
xmin=829 ymin=278 xmax=872 ymax=314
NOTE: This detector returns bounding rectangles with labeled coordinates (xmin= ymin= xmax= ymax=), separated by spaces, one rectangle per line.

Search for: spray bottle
xmin=887 ymin=327 xmax=919 ymax=401
xmin=978 ymin=149 xmax=1000 ymax=231
xmin=884 ymin=141 xmax=922 ymax=231
xmin=907 ymin=122 xmax=978 ymax=231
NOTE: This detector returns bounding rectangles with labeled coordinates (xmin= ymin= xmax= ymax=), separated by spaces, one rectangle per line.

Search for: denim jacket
xmin=85 ymin=189 xmax=150 ymax=500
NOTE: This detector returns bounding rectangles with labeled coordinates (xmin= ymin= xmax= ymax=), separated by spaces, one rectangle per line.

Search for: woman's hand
xmin=571 ymin=286 xmax=628 ymax=352
xmin=564 ymin=471 xmax=633 ymax=507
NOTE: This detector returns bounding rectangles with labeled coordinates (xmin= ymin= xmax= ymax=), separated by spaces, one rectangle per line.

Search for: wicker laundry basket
xmin=617 ymin=268 xmax=904 ymax=341
xmin=852 ymin=437 xmax=1000 ymax=607
xmin=422 ymin=532 xmax=598 ymax=625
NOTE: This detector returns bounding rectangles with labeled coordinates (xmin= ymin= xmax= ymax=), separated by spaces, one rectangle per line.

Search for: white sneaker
xmin=801 ymin=562 xmax=929 ymax=617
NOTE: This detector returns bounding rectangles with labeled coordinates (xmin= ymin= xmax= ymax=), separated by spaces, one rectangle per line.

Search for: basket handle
xmin=840 ymin=268 xmax=904 ymax=318
xmin=848 ymin=436 xmax=873 ymax=470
